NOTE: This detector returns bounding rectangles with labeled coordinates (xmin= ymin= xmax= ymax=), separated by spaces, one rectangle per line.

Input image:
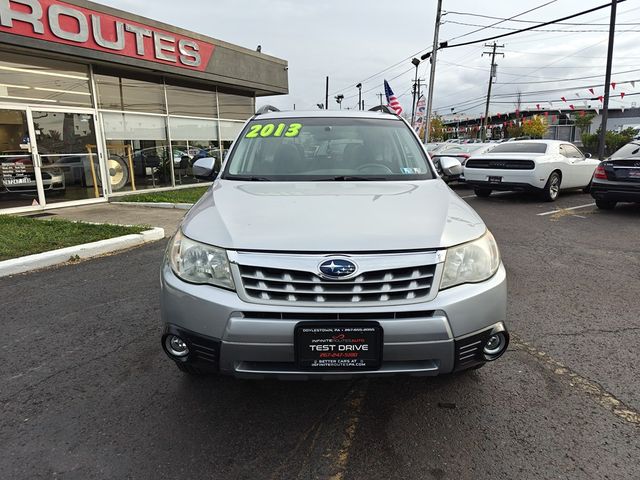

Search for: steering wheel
xmin=357 ymin=163 xmax=394 ymax=174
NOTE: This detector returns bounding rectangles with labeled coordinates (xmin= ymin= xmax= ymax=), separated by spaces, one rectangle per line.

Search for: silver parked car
xmin=160 ymin=107 xmax=508 ymax=379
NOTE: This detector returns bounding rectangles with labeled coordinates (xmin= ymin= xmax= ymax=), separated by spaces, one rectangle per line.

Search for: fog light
xmin=483 ymin=333 xmax=506 ymax=358
xmin=165 ymin=335 xmax=189 ymax=357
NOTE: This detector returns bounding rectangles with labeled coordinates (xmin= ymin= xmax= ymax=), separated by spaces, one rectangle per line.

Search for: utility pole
xmin=356 ymin=83 xmax=362 ymax=110
xmin=325 ymin=76 xmax=329 ymax=110
xmin=410 ymin=57 xmax=421 ymax=125
xmin=481 ymin=42 xmax=504 ymax=141
xmin=377 ymin=93 xmax=385 ymax=106
xmin=410 ymin=78 xmax=425 ymax=125
xmin=598 ymin=0 xmax=618 ymax=159
xmin=424 ymin=0 xmax=443 ymax=143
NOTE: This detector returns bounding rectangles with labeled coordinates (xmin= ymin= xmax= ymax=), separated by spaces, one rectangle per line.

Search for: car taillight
xmin=594 ymin=164 xmax=608 ymax=180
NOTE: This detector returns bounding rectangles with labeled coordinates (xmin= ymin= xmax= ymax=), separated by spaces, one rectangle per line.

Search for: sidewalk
xmin=39 ymin=203 xmax=186 ymax=237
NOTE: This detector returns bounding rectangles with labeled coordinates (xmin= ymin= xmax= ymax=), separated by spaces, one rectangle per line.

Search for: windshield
xmin=610 ymin=142 xmax=640 ymax=159
xmin=222 ymin=117 xmax=434 ymax=181
xmin=489 ymin=142 xmax=548 ymax=154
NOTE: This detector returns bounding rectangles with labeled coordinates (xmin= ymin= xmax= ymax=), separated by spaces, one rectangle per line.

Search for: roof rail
xmin=368 ymin=105 xmax=396 ymax=115
xmin=255 ymin=105 xmax=281 ymax=116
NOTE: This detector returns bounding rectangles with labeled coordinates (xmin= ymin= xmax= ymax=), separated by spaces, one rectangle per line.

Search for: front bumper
xmin=160 ymin=263 xmax=508 ymax=379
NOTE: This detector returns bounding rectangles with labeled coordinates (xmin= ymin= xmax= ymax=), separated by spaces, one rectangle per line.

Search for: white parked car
xmin=463 ymin=140 xmax=600 ymax=201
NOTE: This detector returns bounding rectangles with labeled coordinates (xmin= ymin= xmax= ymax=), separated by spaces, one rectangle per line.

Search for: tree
xmin=507 ymin=124 xmax=523 ymax=138
xmin=573 ymin=112 xmax=595 ymax=139
xmin=429 ymin=117 xmax=445 ymax=141
xmin=521 ymin=116 xmax=548 ymax=138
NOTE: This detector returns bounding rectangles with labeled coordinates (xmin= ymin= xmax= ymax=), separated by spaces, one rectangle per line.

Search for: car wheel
xmin=107 ymin=155 xmax=129 ymax=191
xmin=595 ymin=199 xmax=617 ymax=210
xmin=474 ymin=188 xmax=492 ymax=198
xmin=542 ymin=171 xmax=561 ymax=202
xmin=175 ymin=362 xmax=208 ymax=375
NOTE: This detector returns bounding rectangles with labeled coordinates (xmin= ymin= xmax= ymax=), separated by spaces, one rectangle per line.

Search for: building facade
xmin=0 ymin=0 xmax=288 ymax=212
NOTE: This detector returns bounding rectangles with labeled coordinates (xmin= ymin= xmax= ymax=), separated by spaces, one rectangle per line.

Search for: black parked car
xmin=591 ymin=141 xmax=640 ymax=209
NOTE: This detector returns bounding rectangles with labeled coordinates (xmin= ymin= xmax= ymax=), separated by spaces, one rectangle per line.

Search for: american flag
xmin=384 ymin=79 xmax=403 ymax=115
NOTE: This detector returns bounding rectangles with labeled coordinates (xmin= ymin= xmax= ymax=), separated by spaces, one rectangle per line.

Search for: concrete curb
xmin=0 ymin=227 xmax=165 ymax=278
xmin=110 ymin=201 xmax=193 ymax=210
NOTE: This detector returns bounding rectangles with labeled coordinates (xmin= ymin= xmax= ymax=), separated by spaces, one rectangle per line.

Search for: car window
xmin=561 ymin=144 xmax=583 ymax=159
xmin=488 ymin=143 xmax=548 ymax=154
xmin=610 ymin=142 xmax=640 ymax=159
xmin=223 ymin=117 xmax=435 ymax=181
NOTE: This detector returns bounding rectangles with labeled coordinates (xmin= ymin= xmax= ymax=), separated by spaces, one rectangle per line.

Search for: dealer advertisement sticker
xmin=295 ymin=323 xmax=382 ymax=370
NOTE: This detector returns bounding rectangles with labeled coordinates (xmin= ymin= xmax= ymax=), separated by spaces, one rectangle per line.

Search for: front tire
xmin=595 ymin=198 xmax=617 ymax=210
xmin=474 ymin=188 xmax=492 ymax=198
xmin=542 ymin=171 xmax=561 ymax=202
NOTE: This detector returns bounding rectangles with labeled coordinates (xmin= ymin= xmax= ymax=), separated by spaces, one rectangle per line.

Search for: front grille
xmin=238 ymin=264 xmax=437 ymax=304
xmin=465 ymin=159 xmax=535 ymax=170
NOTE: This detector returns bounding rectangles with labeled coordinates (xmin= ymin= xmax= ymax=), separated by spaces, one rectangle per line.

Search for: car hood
xmin=181 ymin=180 xmax=486 ymax=252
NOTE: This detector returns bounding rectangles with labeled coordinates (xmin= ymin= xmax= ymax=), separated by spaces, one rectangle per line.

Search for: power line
xmin=444 ymin=20 xmax=639 ymax=33
xmin=444 ymin=10 xmax=640 ymax=26
xmin=495 ymin=67 xmax=640 ymax=85
xmin=443 ymin=1 xmax=626 ymax=49
xmin=446 ymin=0 xmax=558 ymax=43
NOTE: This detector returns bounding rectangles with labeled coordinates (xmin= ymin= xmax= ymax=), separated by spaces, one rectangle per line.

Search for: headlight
xmin=168 ymin=230 xmax=235 ymax=290
xmin=440 ymin=230 xmax=500 ymax=289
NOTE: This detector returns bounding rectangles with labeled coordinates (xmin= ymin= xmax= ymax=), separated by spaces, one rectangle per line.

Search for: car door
xmin=562 ymin=144 xmax=595 ymax=187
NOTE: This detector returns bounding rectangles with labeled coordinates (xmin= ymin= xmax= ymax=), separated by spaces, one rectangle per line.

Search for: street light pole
xmin=424 ymin=0 xmax=443 ymax=143
xmin=356 ymin=83 xmax=362 ymax=110
xmin=598 ymin=0 xmax=618 ymax=159
xmin=410 ymin=58 xmax=420 ymax=125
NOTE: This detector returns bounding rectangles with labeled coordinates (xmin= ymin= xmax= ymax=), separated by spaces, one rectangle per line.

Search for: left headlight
xmin=168 ymin=230 xmax=235 ymax=290
xmin=440 ymin=230 xmax=500 ymax=290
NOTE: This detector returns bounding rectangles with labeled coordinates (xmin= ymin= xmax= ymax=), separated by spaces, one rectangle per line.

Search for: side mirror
xmin=192 ymin=157 xmax=220 ymax=180
xmin=585 ymin=152 xmax=592 ymax=158
xmin=439 ymin=156 xmax=463 ymax=177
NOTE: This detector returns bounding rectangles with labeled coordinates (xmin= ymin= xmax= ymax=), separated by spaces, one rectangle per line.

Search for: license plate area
xmin=488 ymin=176 xmax=502 ymax=183
xmin=295 ymin=322 xmax=383 ymax=371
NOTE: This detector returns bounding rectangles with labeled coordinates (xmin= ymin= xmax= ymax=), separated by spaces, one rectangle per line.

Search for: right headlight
xmin=168 ymin=230 xmax=235 ymax=290
xmin=440 ymin=230 xmax=500 ymax=290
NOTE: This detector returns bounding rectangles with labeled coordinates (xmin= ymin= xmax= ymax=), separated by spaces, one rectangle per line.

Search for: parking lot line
xmin=537 ymin=203 xmax=595 ymax=216
xmin=511 ymin=334 xmax=640 ymax=425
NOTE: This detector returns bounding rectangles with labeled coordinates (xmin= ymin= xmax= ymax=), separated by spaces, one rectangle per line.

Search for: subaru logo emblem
xmin=318 ymin=258 xmax=358 ymax=279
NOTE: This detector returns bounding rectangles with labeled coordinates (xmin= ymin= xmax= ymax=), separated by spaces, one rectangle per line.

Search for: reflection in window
xmin=101 ymin=112 xmax=172 ymax=191
xmin=169 ymin=116 xmax=219 ymax=185
xmin=0 ymin=52 xmax=91 ymax=107
xmin=95 ymin=74 xmax=166 ymax=114
xmin=217 ymin=91 xmax=254 ymax=120
xmin=166 ymin=84 xmax=217 ymax=118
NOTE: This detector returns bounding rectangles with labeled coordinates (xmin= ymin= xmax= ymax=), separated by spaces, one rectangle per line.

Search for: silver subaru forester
xmin=160 ymin=107 xmax=508 ymax=379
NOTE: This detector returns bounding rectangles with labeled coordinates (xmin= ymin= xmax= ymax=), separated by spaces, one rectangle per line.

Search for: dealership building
xmin=0 ymin=0 xmax=288 ymax=212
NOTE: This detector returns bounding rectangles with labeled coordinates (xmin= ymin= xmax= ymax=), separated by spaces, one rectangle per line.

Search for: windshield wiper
xmin=315 ymin=175 xmax=384 ymax=181
xmin=226 ymin=175 xmax=273 ymax=181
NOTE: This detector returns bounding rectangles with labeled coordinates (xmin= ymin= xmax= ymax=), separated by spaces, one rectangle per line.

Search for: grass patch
xmin=0 ymin=215 xmax=148 ymax=261
xmin=118 ymin=186 xmax=208 ymax=204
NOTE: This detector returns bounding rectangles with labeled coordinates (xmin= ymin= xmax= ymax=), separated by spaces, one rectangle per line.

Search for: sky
xmin=99 ymin=0 xmax=640 ymax=118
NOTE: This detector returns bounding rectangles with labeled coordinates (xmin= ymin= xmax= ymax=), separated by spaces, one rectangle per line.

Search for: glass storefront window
xmin=95 ymin=74 xmax=166 ymax=114
xmin=101 ymin=112 xmax=171 ymax=191
xmin=169 ymin=116 xmax=219 ymax=185
xmin=32 ymin=111 xmax=101 ymax=204
xmin=217 ymin=91 xmax=254 ymax=120
xmin=0 ymin=52 xmax=91 ymax=107
xmin=0 ymin=109 xmax=38 ymax=209
xmin=166 ymin=84 xmax=217 ymax=118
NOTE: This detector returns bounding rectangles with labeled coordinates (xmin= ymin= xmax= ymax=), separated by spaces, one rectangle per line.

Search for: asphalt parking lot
xmin=1 ymin=186 xmax=639 ymax=480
